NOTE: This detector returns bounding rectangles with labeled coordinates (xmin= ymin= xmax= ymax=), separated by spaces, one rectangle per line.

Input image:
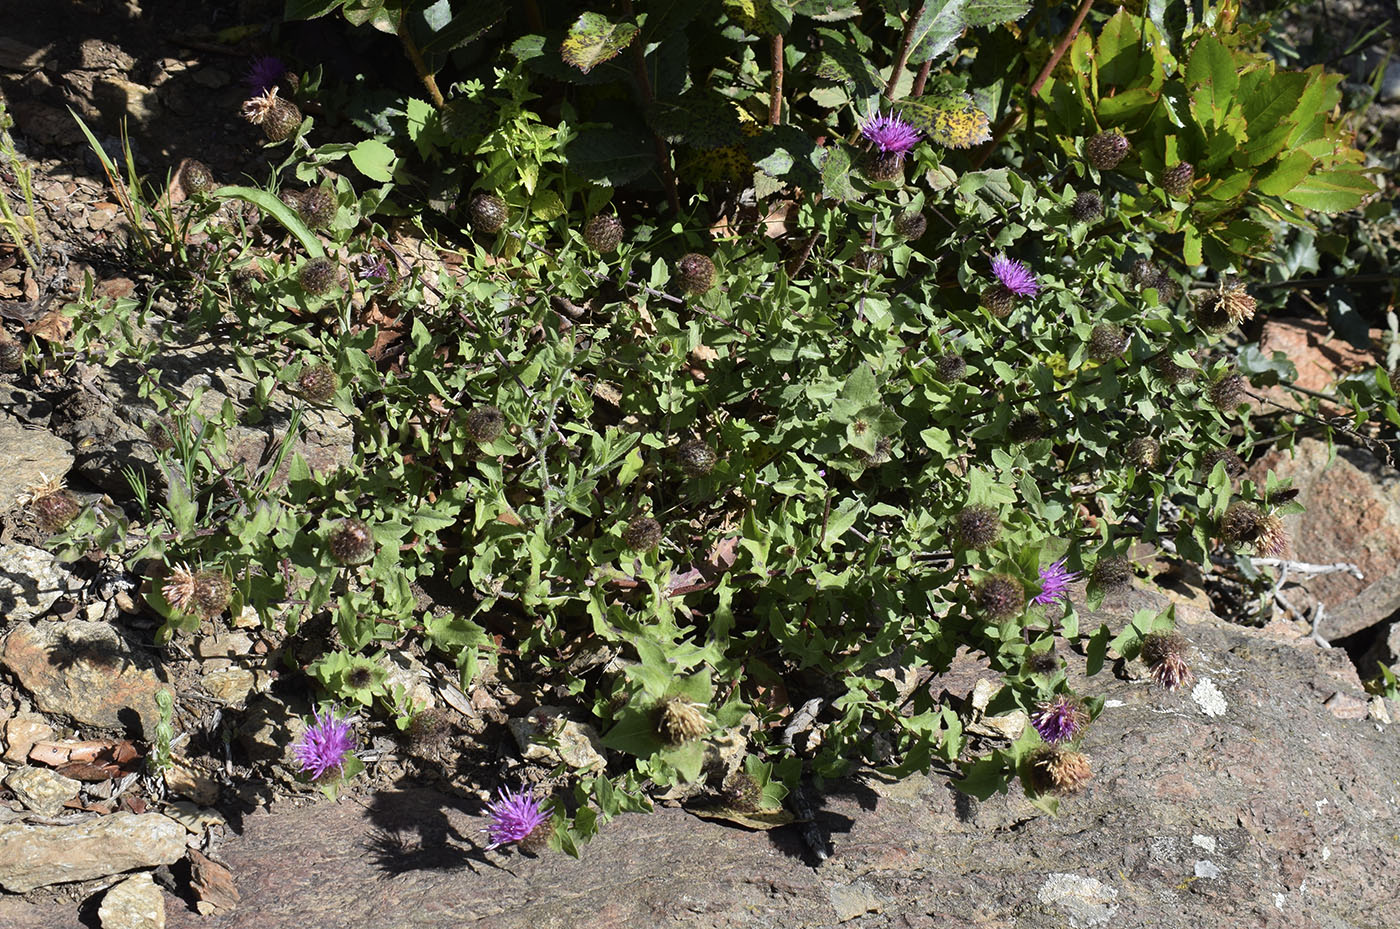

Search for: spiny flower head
xmin=991 ymin=254 xmax=1039 ymax=297
xmin=1033 ymin=557 xmax=1079 ymax=606
xmin=1140 ymin=631 xmax=1193 ymax=691
xmin=860 ymin=112 xmax=921 ymax=157
xmin=975 ymin=573 xmax=1025 ymax=619
xmin=1089 ymin=554 xmax=1133 ymax=592
xmin=484 ymin=784 xmax=552 ymax=850
xmin=953 ymin=504 xmax=1001 ymax=550
xmin=1031 ymin=694 xmax=1089 ymax=744
xmin=293 ymin=707 xmax=356 ymax=781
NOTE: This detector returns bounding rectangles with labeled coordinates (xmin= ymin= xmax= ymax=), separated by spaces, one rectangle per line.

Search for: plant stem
xmin=911 ymin=59 xmax=933 ymax=98
xmin=769 ymin=33 xmax=785 ymax=125
xmin=971 ymin=0 xmax=1096 ymax=169
xmin=398 ymin=21 xmax=445 ymax=109
xmin=884 ymin=2 xmax=925 ymax=100
xmin=622 ymin=0 xmax=682 ymax=214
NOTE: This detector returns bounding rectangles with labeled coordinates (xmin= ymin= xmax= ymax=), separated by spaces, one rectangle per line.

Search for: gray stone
xmin=201 ymin=668 xmax=256 ymax=705
xmin=0 ymin=543 xmax=74 ymax=623
xmin=0 ymin=414 xmax=73 ymax=513
xmin=98 ymin=872 xmax=166 ymax=929
xmin=0 ymin=812 xmax=186 ymax=892
xmin=4 ymin=765 xmax=81 ymax=815
xmin=0 ymin=621 xmax=163 ymax=736
xmin=507 ymin=706 xmax=606 ymax=774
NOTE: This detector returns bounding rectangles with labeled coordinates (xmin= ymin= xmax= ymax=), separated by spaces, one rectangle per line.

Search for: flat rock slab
xmin=0 ymin=543 xmax=74 ymax=624
xmin=0 ymin=414 xmax=72 ymax=512
xmin=3 ymin=602 xmax=1397 ymax=928
xmin=0 ymin=812 xmax=186 ymax=893
xmin=0 ymin=620 xmax=163 ymax=737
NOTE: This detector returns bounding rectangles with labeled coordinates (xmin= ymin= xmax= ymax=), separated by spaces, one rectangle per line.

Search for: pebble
xmin=98 ymin=872 xmax=166 ymax=929
xmin=2 ymin=713 xmax=55 ymax=763
xmin=4 ymin=765 xmax=81 ymax=815
xmin=0 ymin=811 xmax=186 ymax=892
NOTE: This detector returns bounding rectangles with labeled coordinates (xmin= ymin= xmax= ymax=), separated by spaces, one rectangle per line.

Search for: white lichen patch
xmin=1191 ymin=677 xmax=1227 ymax=717
xmin=1191 ymin=834 xmax=1217 ymax=853
xmin=1194 ymin=859 xmax=1222 ymax=879
xmin=1037 ymin=873 xmax=1119 ymax=927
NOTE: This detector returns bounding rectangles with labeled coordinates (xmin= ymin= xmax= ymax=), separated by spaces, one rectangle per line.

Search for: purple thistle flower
xmin=484 ymin=784 xmax=551 ymax=850
xmin=245 ymin=56 xmax=286 ymax=95
xmin=1031 ymin=695 xmax=1087 ymax=745
xmin=860 ymin=113 xmax=921 ymax=157
xmin=292 ymin=708 xmax=355 ymax=781
xmin=356 ymin=255 xmax=389 ymax=281
xmin=991 ymin=254 xmax=1040 ymax=297
xmin=1033 ymin=557 xmax=1079 ymax=606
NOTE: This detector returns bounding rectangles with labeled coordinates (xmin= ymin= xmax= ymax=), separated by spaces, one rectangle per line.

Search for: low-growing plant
xmin=40 ymin=0 xmax=1390 ymax=854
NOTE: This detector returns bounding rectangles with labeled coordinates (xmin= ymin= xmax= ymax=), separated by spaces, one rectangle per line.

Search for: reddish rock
xmin=1250 ymin=438 xmax=1400 ymax=640
xmin=1259 ymin=316 xmax=1381 ymax=398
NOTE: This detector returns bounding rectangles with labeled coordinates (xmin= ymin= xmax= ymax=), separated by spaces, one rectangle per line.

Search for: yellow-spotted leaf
xmin=560 ymin=12 xmax=639 ymax=75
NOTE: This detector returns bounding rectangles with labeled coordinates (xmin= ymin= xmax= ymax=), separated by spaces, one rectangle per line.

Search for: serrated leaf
xmin=1280 ymin=165 xmax=1377 ymax=213
xmin=962 ymin=0 xmax=1031 ymax=27
xmin=283 ymin=0 xmax=346 ymax=18
xmin=417 ymin=1 xmax=509 ymax=56
xmin=724 ymin=0 xmax=795 ymax=34
xmin=560 ymin=12 xmax=639 ymax=74
xmin=349 ymin=138 xmax=397 ymax=182
xmin=792 ymin=0 xmax=859 ymax=21
xmin=1255 ymin=150 xmax=1314 ymax=197
xmin=894 ymin=94 xmax=990 ymax=148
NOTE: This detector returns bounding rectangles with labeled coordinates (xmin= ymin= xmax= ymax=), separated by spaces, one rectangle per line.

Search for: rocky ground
xmin=2 ymin=2 xmax=1400 ymax=928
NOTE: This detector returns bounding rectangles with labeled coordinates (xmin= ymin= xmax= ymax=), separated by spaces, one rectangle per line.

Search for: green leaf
xmin=818 ymin=145 xmax=858 ymax=200
xmin=1185 ymin=34 xmax=1239 ymax=125
xmin=1255 ymin=150 xmax=1314 ymax=197
xmin=349 ymin=138 xmax=397 ymax=182
xmin=565 ymin=126 xmax=657 ymax=186
xmin=648 ymin=89 xmax=744 ymax=150
xmin=792 ymin=0 xmax=860 ymax=21
xmin=1280 ymin=165 xmax=1377 ymax=213
xmin=961 ymin=0 xmax=1031 ymax=28
xmin=560 ymin=12 xmax=639 ymax=74
xmin=893 ymin=93 xmax=991 ymax=148
xmin=907 ymin=0 xmax=968 ymax=65
xmin=211 ymin=186 xmax=324 ymax=258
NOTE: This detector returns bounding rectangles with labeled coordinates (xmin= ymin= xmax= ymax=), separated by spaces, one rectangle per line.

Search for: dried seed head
xmin=179 ymin=160 xmax=215 ymax=196
xmin=656 ymin=697 xmax=708 ymax=745
xmin=858 ymin=435 xmax=894 ymax=467
xmin=1161 ymin=162 xmax=1196 ymax=198
xmin=297 ymin=187 xmax=337 ymax=229
xmin=468 ymin=193 xmax=509 ymax=235
xmin=622 ymin=516 xmax=663 ymax=552
xmin=1256 ymin=513 xmax=1289 ymax=557
xmin=1130 ymin=259 xmax=1163 ymax=289
xmin=1028 ymin=746 xmax=1093 ymax=794
xmin=517 ymin=820 xmax=554 ymax=855
xmin=1088 ymin=323 xmax=1129 ymax=362
xmin=1125 ymin=436 xmax=1161 ymax=470
xmin=192 ymin=570 xmax=231 ymax=618
xmin=1025 ymin=649 xmax=1061 ymax=676
xmin=31 ymin=490 xmax=81 ymax=534
xmin=231 ymin=265 xmax=264 ymax=297
xmin=465 ymin=405 xmax=506 ymax=444
xmin=975 ymin=573 xmax=1025 ymax=620
xmin=676 ymin=253 xmax=716 ymax=295
xmin=296 ymin=364 xmax=338 ymax=404
xmin=329 ymin=518 xmax=374 ymax=565
xmin=162 ymin=563 xmax=197 ymax=613
xmin=895 ymin=211 xmax=928 ymax=240
xmin=1201 ymin=447 xmax=1246 ymax=478
xmin=952 ymin=504 xmax=1001 ymax=551
xmin=676 ymin=439 xmax=718 ymax=476
xmin=240 ymin=87 xmax=302 ymax=142
xmin=934 ymin=352 xmax=967 ymax=383
xmin=1090 ymin=555 xmax=1133 ymax=592
xmin=1195 ymin=281 xmax=1257 ymax=332
xmin=849 ymin=249 xmax=883 ymax=273
xmin=1085 ymin=130 xmax=1130 ymax=170
xmin=1070 ymin=190 xmax=1103 ymax=222
xmin=1140 ymin=631 xmax=1194 ymax=691
xmin=298 ymin=258 xmax=337 ymax=295
xmin=583 ymin=214 xmax=624 ymax=253
xmin=1209 ymin=373 xmax=1249 ymax=413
